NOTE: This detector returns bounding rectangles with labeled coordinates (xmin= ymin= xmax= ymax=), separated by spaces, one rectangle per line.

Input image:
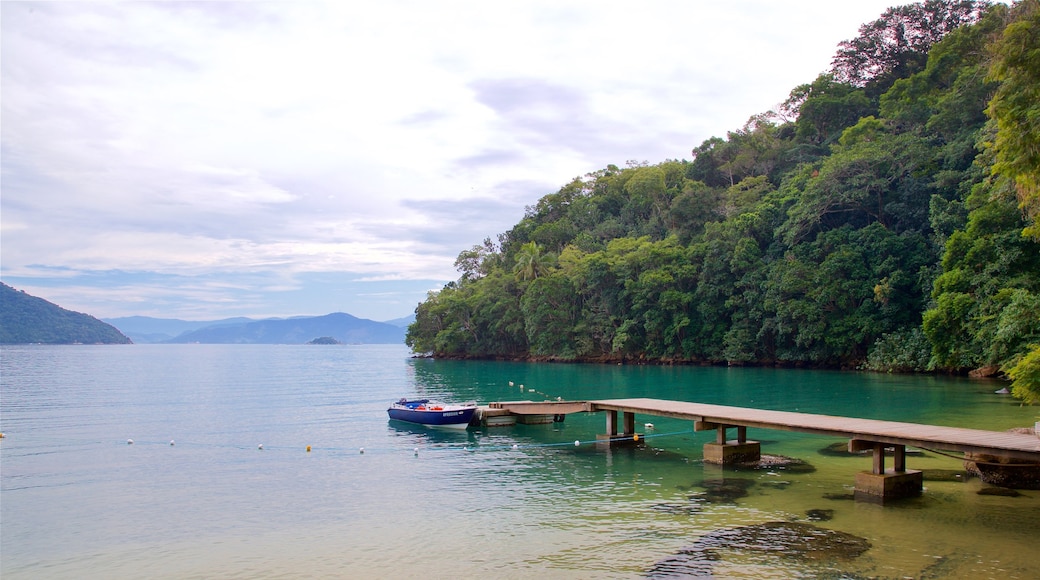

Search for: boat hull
xmin=387 ymin=405 xmax=476 ymax=429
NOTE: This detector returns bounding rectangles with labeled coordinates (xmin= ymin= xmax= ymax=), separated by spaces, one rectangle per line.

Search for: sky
xmin=2 ymin=0 xmax=900 ymax=322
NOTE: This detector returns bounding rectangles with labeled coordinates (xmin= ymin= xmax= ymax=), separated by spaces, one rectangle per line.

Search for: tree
xmin=830 ymin=0 xmax=988 ymax=94
xmin=1004 ymin=345 xmax=1040 ymax=404
xmin=923 ymin=177 xmax=1040 ymax=372
xmin=520 ymin=274 xmax=578 ymax=358
xmin=788 ymin=75 xmax=876 ymax=146
xmin=512 ymin=241 xmax=554 ymax=281
xmin=987 ymin=0 xmax=1040 ymax=240
xmin=454 ymin=237 xmax=500 ymax=281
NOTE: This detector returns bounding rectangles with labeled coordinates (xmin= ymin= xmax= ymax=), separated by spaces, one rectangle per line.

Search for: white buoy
xmin=359 ymin=447 xmax=365 ymax=454
xmin=644 ymin=423 xmax=655 ymax=430
xmin=574 ymin=440 xmax=580 ymax=446
xmin=258 ymin=443 xmax=263 ymax=450
xmin=414 ymin=447 xmax=419 ymax=456
xmin=127 ymin=439 xmax=134 ymax=445
xmin=512 ymin=444 xmax=519 ymax=450
xmin=170 ymin=440 xmax=175 ymax=446
xmin=509 ymin=381 xmax=514 ymax=386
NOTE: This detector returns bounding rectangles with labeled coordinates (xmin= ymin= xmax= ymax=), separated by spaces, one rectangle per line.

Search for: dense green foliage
xmin=0 ymin=283 xmax=132 ymax=344
xmin=408 ymin=1 xmax=1040 ymax=401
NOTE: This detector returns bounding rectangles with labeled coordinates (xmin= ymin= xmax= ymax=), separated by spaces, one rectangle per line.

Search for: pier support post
xmin=604 ymin=410 xmax=617 ymax=436
xmin=597 ymin=410 xmax=642 ymax=446
xmin=850 ymin=439 xmax=922 ymax=504
xmin=697 ymin=422 xmax=760 ymax=464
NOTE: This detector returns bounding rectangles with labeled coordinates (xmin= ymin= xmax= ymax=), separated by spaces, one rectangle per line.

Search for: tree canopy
xmin=407 ymin=1 xmax=1040 ymax=403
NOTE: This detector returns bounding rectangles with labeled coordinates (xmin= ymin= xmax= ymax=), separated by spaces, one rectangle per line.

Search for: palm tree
xmin=513 ymin=241 xmax=553 ymax=281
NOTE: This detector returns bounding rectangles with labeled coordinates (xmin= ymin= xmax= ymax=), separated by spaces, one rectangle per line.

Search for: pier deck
xmin=492 ymin=397 xmax=1040 ymax=502
xmin=588 ymin=398 xmax=1040 ymax=462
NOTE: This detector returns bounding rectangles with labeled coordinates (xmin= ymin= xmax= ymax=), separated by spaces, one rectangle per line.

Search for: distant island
xmin=0 ymin=282 xmax=132 ymax=344
xmin=307 ymin=336 xmax=342 ymax=345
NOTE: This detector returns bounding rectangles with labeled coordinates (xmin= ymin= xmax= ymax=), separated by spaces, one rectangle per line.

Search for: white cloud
xmin=2 ymin=0 xmax=898 ymax=320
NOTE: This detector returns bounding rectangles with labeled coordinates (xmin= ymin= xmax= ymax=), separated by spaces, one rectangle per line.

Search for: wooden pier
xmin=489 ymin=398 xmax=1040 ymax=503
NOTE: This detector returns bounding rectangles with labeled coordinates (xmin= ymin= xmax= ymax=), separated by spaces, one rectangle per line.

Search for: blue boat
xmin=387 ymin=398 xmax=477 ymax=429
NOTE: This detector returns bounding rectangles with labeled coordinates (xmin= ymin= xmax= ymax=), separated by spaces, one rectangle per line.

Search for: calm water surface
xmin=2 ymin=344 xmax=1038 ymax=578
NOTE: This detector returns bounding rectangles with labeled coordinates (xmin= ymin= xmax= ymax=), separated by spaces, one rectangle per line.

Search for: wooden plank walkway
xmin=590 ymin=398 xmax=1040 ymax=462
xmin=492 ymin=398 xmax=1040 ymax=462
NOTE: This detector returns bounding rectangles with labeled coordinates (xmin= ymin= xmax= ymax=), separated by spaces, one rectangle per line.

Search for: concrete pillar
xmin=703 ymin=423 xmax=760 ymax=464
xmin=597 ymin=410 xmax=642 ymax=446
xmin=703 ymin=440 xmax=761 ymax=464
xmin=849 ymin=439 xmax=922 ymax=503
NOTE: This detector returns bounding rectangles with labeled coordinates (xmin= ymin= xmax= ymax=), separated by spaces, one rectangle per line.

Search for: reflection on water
xmin=1 ymin=344 xmax=1037 ymax=579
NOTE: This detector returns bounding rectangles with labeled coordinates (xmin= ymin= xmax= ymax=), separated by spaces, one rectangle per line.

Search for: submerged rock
xmin=805 ymin=508 xmax=835 ymax=521
xmin=823 ymin=492 xmax=857 ymax=501
xmin=736 ymin=454 xmax=817 ymax=474
xmin=647 ymin=521 xmax=871 ymax=578
xmin=977 ymin=486 xmax=1022 ymax=497
xmin=690 ymin=477 xmax=755 ymax=503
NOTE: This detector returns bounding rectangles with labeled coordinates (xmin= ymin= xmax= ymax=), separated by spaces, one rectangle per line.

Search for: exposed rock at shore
xmin=647 ymin=521 xmax=871 ymax=578
xmin=968 ymin=365 xmax=1001 ymax=378
xmin=963 ymin=427 xmax=1040 ymax=490
xmin=964 ymin=452 xmax=1040 ymax=490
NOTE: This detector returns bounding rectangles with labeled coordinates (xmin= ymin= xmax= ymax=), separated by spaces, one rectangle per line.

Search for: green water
xmin=2 ymin=345 xmax=1037 ymax=578
xmin=410 ymin=357 xmax=1040 ymax=578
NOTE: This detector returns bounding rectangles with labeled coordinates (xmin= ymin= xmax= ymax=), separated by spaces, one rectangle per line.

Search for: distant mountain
xmin=0 ymin=282 xmax=132 ymax=345
xmin=383 ymin=314 xmax=415 ymax=328
xmin=104 ymin=315 xmax=256 ymax=344
xmin=164 ymin=312 xmax=405 ymax=344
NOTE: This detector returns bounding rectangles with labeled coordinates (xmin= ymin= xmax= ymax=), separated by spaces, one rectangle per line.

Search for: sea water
xmin=2 ymin=344 xmax=1038 ymax=579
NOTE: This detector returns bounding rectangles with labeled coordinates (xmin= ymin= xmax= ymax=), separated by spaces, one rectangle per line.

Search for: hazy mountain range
xmin=106 ymin=313 xmax=410 ymax=344
xmin=1 ymin=282 xmax=411 ymax=345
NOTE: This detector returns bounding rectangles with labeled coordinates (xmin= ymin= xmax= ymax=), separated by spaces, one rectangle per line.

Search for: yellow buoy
xmin=633 ymin=434 xmax=639 ymax=441
xmin=306 ymin=445 xmax=312 ymax=452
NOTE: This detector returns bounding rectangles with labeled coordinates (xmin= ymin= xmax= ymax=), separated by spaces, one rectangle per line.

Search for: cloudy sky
xmin=2 ymin=1 xmax=899 ymax=322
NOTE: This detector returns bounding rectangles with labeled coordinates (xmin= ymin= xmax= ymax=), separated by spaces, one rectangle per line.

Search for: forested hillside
xmin=407 ymin=1 xmax=1040 ymax=403
xmin=0 ymin=283 xmax=132 ymax=344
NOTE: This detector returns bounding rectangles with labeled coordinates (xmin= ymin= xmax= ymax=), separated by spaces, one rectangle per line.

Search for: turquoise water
xmin=2 ymin=344 xmax=1038 ymax=578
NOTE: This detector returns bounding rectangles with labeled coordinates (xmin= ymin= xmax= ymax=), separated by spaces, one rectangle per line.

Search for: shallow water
xmin=2 ymin=344 xmax=1037 ymax=578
